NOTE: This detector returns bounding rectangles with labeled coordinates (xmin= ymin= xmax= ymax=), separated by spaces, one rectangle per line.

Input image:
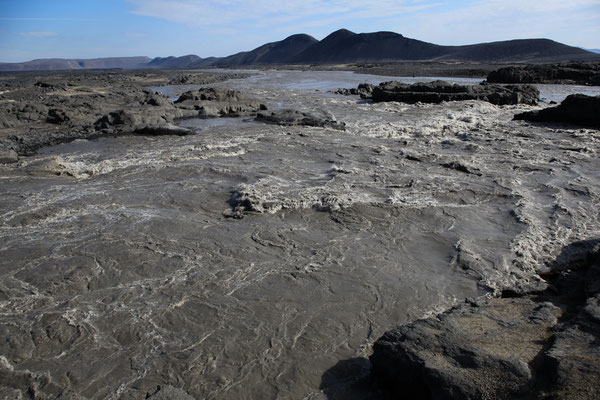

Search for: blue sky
xmin=1 ymin=0 xmax=599 ymax=62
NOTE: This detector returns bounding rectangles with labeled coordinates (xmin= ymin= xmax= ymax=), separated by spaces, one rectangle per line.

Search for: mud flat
xmin=0 ymin=69 xmax=599 ymax=399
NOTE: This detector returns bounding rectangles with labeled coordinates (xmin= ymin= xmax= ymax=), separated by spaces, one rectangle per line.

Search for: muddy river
xmin=1 ymin=71 xmax=599 ymax=399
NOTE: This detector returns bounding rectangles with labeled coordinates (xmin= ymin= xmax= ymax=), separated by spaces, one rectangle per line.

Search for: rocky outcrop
xmin=255 ymin=109 xmax=346 ymax=130
xmin=174 ymin=88 xmax=267 ymax=118
xmin=370 ymin=240 xmax=600 ymax=399
xmin=0 ymin=70 xmax=253 ymax=156
xmin=167 ymin=72 xmax=250 ymax=85
xmin=487 ymin=62 xmax=600 ymax=85
xmin=333 ymin=83 xmax=374 ymax=98
xmin=514 ymin=94 xmax=600 ymax=128
xmin=371 ymin=80 xmax=539 ymax=105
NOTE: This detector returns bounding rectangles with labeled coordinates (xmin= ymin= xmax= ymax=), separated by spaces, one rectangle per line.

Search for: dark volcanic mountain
xmin=213 ymin=34 xmax=318 ymax=66
xmin=292 ymin=29 xmax=445 ymax=63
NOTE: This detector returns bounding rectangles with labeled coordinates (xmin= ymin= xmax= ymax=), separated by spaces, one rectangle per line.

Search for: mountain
xmin=292 ymin=29 xmax=445 ymax=63
xmin=213 ymin=34 xmax=318 ymax=66
xmin=440 ymin=39 xmax=600 ymax=62
xmin=147 ymin=55 xmax=202 ymax=69
xmin=0 ymin=56 xmax=150 ymax=71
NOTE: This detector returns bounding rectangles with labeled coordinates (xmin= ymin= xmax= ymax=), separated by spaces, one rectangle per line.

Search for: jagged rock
xmin=487 ymin=62 xmax=600 ymax=85
xmin=175 ymin=87 xmax=267 ymax=117
xmin=255 ymin=109 xmax=345 ymax=130
xmin=370 ymin=297 xmax=561 ymax=399
xmin=514 ymin=94 xmax=600 ymax=128
xmin=46 ymin=108 xmax=72 ymax=124
xmin=371 ymin=80 xmax=539 ymax=105
xmin=141 ymin=88 xmax=171 ymax=107
xmin=334 ymin=83 xmax=374 ymax=98
xmin=16 ymin=103 xmax=49 ymax=122
xmin=94 ymin=109 xmax=178 ymax=132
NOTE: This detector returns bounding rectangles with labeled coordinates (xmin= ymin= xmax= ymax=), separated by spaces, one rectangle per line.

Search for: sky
xmin=1 ymin=0 xmax=599 ymax=63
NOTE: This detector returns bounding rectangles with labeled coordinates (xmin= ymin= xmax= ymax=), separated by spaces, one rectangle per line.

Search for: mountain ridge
xmin=1 ymin=29 xmax=598 ymax=71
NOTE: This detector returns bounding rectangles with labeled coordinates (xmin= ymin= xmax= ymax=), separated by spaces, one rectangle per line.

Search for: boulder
xmin=371 ymin=80 xmax=539 ymax=105
xmin=370 ymin=297 xmax=561 ymax=400
xmin=255 ymin=109 xmax=345 ymax=130
xmin=514 ymin=94 xmax=600 ymax=128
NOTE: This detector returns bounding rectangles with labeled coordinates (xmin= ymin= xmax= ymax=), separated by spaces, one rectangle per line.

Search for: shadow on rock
xmin=319 ymin=357 xmax=391 ymax=400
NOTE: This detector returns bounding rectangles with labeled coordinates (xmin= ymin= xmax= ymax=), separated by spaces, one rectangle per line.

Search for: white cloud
xmin=17 ymin=31 xmax=59 ymax=38
xmin=127 ymin=0 xmax=437 ymax=29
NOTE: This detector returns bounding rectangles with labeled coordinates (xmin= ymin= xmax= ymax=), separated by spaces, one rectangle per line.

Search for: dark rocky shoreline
xmin=487 ymin=62 xmax=600 ymax=86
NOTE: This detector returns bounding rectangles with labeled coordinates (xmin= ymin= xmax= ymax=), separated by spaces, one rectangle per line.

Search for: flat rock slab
xmin=514 ymin=94 xmax=600 ymax=128
xmin=371 ymin=80 xmax=539 ymax=105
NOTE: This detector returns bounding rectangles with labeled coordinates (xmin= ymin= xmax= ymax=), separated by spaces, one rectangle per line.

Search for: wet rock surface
xmin=0 ymin=70 xmax=599 ymax=399
xmin=514 ymin=94 xmax=600 ymax=128
xmin=487 ymin=62 xmax=600 ymax=86
xmin=371 ymin=80 xmax=539 ymax=105
xmin=370 ymin=240 xmax=600 ymax=400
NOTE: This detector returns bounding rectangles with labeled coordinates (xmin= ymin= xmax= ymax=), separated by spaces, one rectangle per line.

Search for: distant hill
xmin=1 ymin=29 xmax=598 ymax=71
xmin=440 ymin=39 xmax=600 ymax=62
xmin=0 ymin=56 xmax=150 ymax=71
xmin=147 ymin=55 xmax=202 ymax=69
